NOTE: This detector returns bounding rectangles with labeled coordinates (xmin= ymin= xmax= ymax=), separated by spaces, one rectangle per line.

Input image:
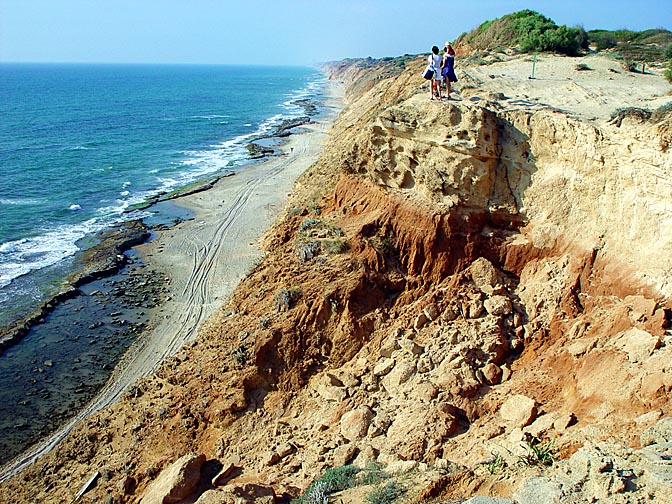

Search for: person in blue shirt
xmin=441 ymin=42 xmax=458 ymax=100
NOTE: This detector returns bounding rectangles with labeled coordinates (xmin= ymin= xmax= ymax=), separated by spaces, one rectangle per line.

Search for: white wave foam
xmin=173 ymin=73 xmax=326 ymax=186
xmin=69 ymin=204 xmax=81 ymax=211
xmin=190 ymin=114 xmax=231 ymax=120
xmin=0 ymin=198 xmax=43 ymax=206
xmin=0 ymin=221 xmax=100 ymax=289
xmin=63 ymin=145 xmax=93 ymax=151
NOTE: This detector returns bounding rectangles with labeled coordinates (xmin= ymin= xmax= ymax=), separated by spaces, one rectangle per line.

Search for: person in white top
xmin=428 ymin=46 xmax=443 ymax=100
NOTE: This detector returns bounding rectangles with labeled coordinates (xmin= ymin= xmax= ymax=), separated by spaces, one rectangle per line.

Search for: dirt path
xmin=0 ymin=83 xmax=344 ymax=481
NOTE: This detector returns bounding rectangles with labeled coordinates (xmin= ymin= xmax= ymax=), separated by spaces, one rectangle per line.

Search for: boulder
xmin=340 ymin=406 xmax=372 ymax=442
xmin=140 ymin=452 xmax=205 ymax=504
xmin=641 ymin=417 xmax=672 ymax=446
xmin=211 ymin=462 xmax=237 ymax=487
xmin=399 ymin=338 xmax=424 ymax=355
xmin=332 ymin=443 xmax=357 ymax=466
xmin=469 ymin=257 xmax=500 ymax=293
xmin=379 ymin=338 xmax=400 ymax=358
xmin=196 ymin=483 xmax=277 ymax=504
xmin=483 ymin=295 xmax=512 ymax=316
xmin=553 ymin=412 xmax=577 ymax=433
xmin=482 ymin=363 xmax=502 ymax=385
xmin=640 ymin=372 xmax=672 ymax=401
xmin=512 ymin=477 xmax=563 ymax=504
xmin=500 ymin=394 xmax=537 ymax=428
xmin=525 ymin=413 xmax=556 ymax=438
xmin=610 ymin=328 xmax=660 ymax=363
xmin=314 ymin=374 xmax=347 ymax=402
xmin=466 ymin=298 xmax=484 ymax=318
xmin=414 ymin=312 xmax=429 ymax=330
xmin=423 ymin=303 xmax=440 ymax=321
xmin=373 ymin=358 xmax=395 ymax=377
xmin=385 ymin=403 xmax=458 ymax=460
xmin=382 ymin=360 xmax=416 ymax=391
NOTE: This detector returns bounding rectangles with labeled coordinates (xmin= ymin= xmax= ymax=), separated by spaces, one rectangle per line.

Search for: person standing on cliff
xmin=441 ymin=42 xmax=458 ymax=99
xmin=428 ymin=46 xmax=442 ymax=100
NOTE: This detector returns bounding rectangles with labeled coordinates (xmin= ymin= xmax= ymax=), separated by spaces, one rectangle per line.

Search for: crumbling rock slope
xmin=2 ymin=54 xmax=672 ymax=503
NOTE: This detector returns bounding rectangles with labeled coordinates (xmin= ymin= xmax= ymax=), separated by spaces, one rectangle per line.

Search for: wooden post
xmin=530 ymin=53 xmax=537 ymax=79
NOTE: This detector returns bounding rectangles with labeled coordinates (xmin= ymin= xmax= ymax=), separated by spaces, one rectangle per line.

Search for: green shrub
xmin=665 ymin=68 xmax=672 ymax=84
xmin=588 ymin=28 xmax=672 ymax=62
xmin=231 ymin=346 xmax=247 ymax=368
xmin=358 ymin=462 xmax=390 ymax=486
xmin=575 ymin=26 xmax=590 ymax=51
xmin=456 ymin=10 xmax=584 ymax=55
xmin=663 ymin=44 xmax=672 ymax=60
xmin=520 ymin=24 xmax=581 ymax=55
xmin=294 ymin=465 xmax=361 ymax=503
xmin=300 ymin=217 xmax=321 ymax=231
xmin=487 ymin=452 xmax=506 ymax=474
xmin=590 ymin=30 xmax=618 ymax=50
xmin=322 ymin=238 xmax=347 ymax=254
xmin=518 ymin=437 xmax=556 ymax=467
xmin=365 ymin=481 xmax=404 ymax=504
xmin=614 ymin=29 xmax=639 ymax=41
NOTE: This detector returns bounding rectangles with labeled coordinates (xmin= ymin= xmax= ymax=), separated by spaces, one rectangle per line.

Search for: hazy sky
xmin=1 ymin=0 xmax=671 ymax=65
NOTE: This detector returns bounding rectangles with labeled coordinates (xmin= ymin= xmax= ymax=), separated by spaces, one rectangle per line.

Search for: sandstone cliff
xmin=1 ymin=53 xmax=671 ymax=503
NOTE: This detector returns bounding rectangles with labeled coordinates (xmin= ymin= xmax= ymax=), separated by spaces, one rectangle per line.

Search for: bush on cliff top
xmin=456 ymin=10 xmax=584 ymax=55
xmin=458 ymin=9 xmax=672 ymax=60
xmin=588 ymin=28 xmax=672 ymax=64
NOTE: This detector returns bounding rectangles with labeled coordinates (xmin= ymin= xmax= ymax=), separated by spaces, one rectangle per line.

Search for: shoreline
xmin=0 ymin=78 xmax=344 ymax=480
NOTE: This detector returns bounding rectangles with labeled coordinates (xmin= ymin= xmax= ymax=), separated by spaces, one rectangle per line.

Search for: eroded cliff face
xmin=2 ymin=56 xmax=672 ymax=503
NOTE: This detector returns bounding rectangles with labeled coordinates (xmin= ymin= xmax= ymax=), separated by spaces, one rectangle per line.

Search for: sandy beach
xmin=135 ymin=82 xmax=343 ymax=365
xmin=0 ymin=80 xmax=344 ymax=479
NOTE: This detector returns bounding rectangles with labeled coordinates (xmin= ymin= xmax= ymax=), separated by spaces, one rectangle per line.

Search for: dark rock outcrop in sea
xmin=273 ymin=116 xmax=311 ymax=137
xmin=0 ymin=220 xmax=150 ymax=356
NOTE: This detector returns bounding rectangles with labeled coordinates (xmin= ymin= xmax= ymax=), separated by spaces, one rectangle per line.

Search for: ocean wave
xmin=0 ymin=198 xmax=43 ymax=206
xmin=189 ymin=114 xmax=232 ymax=120
xmin=97 ymin=199 xmax=130 ymax=216
xmin=172 ymin=74 xmax=326 ymax=185
xmin=62 ymin=145 xmax=94 ymax=151
xmin=0 ymin=222 xmax=99 ymax=289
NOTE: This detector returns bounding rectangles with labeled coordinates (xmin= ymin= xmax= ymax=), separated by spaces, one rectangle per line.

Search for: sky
xmin=1 ymin=0 xmax=671 ymax=65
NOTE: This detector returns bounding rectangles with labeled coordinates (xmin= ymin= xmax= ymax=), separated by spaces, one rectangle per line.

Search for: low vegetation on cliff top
xmin=456 ymin=10 xmax=588 ymax=56
xmin=456 ymin=9 xmax=672 ymax=63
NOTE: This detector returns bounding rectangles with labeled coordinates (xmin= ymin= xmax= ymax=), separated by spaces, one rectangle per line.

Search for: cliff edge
xmin=1 ymin=52 xmax=672 ymax=504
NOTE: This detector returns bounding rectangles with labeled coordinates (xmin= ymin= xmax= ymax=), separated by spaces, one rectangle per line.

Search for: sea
xmin=0 ymin=63 xmax=328 ymax=464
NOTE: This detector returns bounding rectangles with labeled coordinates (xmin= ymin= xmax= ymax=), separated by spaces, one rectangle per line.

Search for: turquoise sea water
xmin=0 ymin=63 xmax=327 ymax=464
xmin=0 ymin=63 xmax=325 ymax=325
